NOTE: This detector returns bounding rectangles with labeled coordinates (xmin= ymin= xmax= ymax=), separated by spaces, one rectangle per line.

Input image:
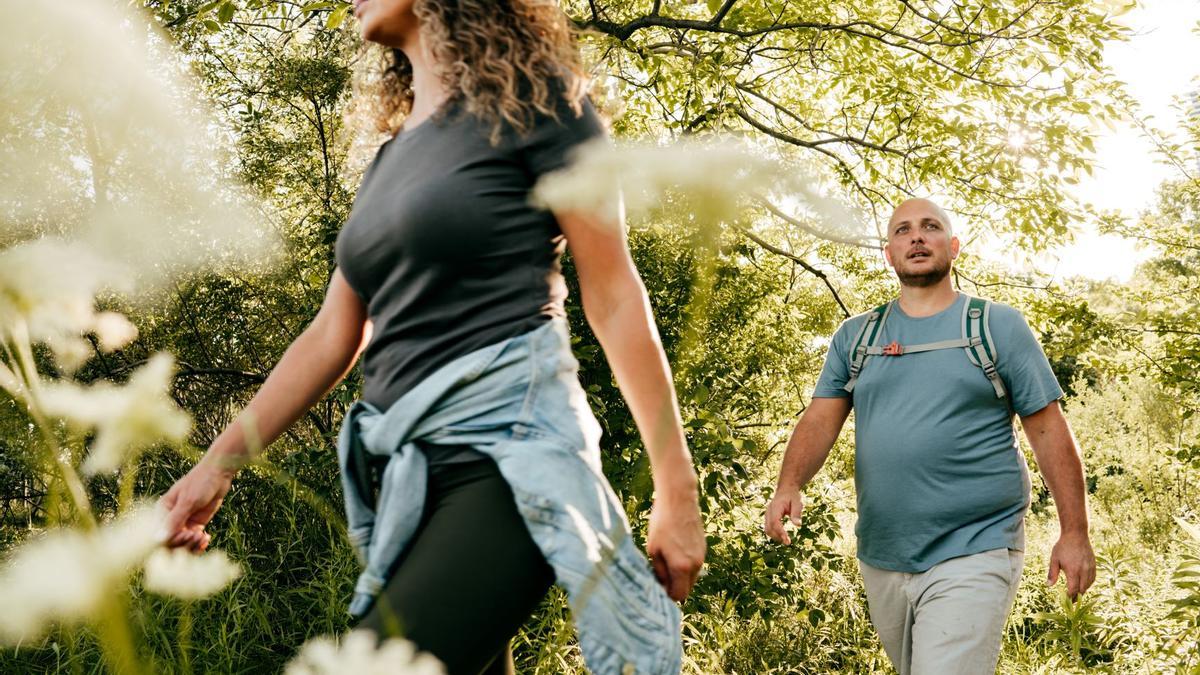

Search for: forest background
xmin=1 ymin=0 xmax=1198 ymax=673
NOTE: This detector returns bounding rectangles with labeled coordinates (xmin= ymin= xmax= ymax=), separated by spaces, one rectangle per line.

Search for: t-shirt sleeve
xmin=993 ymin=305 xmax=1064 ymax=416
xmin=812 ymin=318 xmax=858 ymax=398
xmin=518 ymin=96 xmax=606 ymax=178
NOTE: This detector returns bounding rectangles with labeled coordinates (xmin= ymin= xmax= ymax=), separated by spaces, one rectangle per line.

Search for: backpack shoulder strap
xmin=844 ymin=302 xmax=892 ymax=394
xmin=961 ymin=295 xmax=1007 ymax=398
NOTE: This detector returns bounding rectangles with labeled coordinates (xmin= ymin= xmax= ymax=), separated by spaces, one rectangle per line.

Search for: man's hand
xmin=1047 ymin=532 xmax=1096 ymax=598
xmin=645 ymin=488 xmax=705 ymax=602
xmin=764 ymin=487 xmax=804 ymax=545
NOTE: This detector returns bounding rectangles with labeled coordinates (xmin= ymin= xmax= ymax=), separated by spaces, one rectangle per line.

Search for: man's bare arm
xmin=1021 ymin=400 xmax=1096 ymax=597
xmin=765 ymin=397 xmax=852 ymax=544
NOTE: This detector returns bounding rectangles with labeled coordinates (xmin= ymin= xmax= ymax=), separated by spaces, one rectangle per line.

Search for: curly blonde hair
xmin=364 ymin=0 xmax=589 ymax=143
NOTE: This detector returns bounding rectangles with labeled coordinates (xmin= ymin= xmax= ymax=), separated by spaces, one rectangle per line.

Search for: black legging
xmin=356 ymin=449 xmax=556 ymax=675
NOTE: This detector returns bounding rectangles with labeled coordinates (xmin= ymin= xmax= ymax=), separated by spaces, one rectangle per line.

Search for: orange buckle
xmin=882 ymin=341 xmax=904 ymax=356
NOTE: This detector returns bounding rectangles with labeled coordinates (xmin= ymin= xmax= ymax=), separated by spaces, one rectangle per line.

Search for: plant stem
xmin=178 ymin=603 xmax=193 ymax=675
xmin=2 ymin=325 xmax=96 ymax=528
xmin=95 ymin=591 xmax=146 ymax=675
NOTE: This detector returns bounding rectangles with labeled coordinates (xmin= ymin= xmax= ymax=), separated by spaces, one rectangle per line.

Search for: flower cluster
xmin=531 ymin=138 xmax=867 ymax=243
xmin=0 ymin=239 xmax=135 ymax=372
xmin=143 ymin=547 xmax=243 ymax=601
xmin=0 ymin=0 xmax=279 ymax=290
xmin=0 ymin=506 xmax=161 ymax=643
xmin=0 ymin=504 xmax=245 ymax=644
xmin=0 ymin=0 xmax=271 ymax=666
xmin=38 ymin=353 xmax=192 ymax=475
xmin=286 ymin=630 xmax=445 ymax=675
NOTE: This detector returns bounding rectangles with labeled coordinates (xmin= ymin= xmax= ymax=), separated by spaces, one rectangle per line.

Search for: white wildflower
xmin=0 ymin=239 xmax=139 ymax=369
xmin=0 ymin=504 xmax=163 ymax=644
xmin=93 ymin=312 xmax=138 ymax=352
xmin=532 ymin=138 xmax=868 ymax=243
xmin=0 ymin=239 xmax=127 ymax=335
xmin=44 ymin=335 xmax=94 ymax=374
xmin=1 ymin=1 xmax=279 ymax=291
xmin=39 ymin=353 xmax=192 ymax=475
xmin=142 ymin=548 xmax=242 ymax=600
xmin=532 ymin=139 xmax=763 ymax=224
xmin=286 ymin=630 xmax=446 ymax=675
xmin=95 ymin=504 xmax=172 ymax=571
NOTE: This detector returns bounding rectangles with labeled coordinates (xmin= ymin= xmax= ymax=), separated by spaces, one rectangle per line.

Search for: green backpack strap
xmin=844 ymin=302 xmax=892 ymax=394
xmin=961 ymin=296 xmax=1007 ymax=399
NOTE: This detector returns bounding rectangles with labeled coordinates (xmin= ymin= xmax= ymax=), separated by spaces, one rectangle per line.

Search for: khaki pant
xmin=858 ymin=548 xmax=1024 ymax=675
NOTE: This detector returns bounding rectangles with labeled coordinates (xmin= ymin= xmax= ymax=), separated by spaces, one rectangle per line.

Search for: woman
xmin=159 ymin=1 xmax=705 ymax=673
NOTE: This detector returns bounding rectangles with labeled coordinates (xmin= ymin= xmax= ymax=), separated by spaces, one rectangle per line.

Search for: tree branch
xmin=737 ymin=227 xmax=851 ymax=318
xmin=755 ymin=197 xmax=880 ymax=250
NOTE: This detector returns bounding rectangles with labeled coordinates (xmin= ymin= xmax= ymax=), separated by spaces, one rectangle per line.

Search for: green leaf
xmin=197 ymin=0 xmax=223 ymax=16
xmin=1177 ymin=518 xmax=1200 ymax=547
xmin=217 ymin=1 xmax=236 ymax=23
xmin=301 ymin=0 xmax=338 ymax=11
xmin=325 ymin=3 xmax=349 ymax=30
xmin=707 ymin=0 xmax=723 ymax=13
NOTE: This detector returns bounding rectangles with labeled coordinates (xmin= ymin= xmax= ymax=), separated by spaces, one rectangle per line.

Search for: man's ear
xmin=883 ymin=244 xmax=894 ymax=268
xmin=950 ymin=236 xmax=961 ymax=260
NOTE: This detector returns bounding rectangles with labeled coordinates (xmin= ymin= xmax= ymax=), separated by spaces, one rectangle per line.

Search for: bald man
xmin=764 ymin=199 xmax=1095 ymax=674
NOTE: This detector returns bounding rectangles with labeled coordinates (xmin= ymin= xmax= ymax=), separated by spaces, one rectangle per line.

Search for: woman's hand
xmin=645 ymin=479 xmax=705 ymax=602
xmin=159 ymin=459 xmax=234 ymax=552
xmin=156 ymin=270 xmax=369 ymax=554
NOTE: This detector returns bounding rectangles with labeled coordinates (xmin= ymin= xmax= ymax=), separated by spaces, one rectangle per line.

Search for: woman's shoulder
xmin=503 ymin=80 xmax=606 ymax=173
xmin=518 ymin=76 xmax=604 ymax=136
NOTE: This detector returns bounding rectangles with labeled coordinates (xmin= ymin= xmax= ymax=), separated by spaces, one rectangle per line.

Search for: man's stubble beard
xmin=896 ymin=259 xmax=952 ymax=288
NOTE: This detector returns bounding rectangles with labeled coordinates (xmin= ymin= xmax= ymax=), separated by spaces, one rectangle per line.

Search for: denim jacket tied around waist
xmin=337 ymin=319 xmax=682 ymax=674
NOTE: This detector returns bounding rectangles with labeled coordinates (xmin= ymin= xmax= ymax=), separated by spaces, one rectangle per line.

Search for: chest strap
xmin=861 ymin=337 xmax=980 ymax=356
xmin=842 ymin=297 xmax=1008 ymax=399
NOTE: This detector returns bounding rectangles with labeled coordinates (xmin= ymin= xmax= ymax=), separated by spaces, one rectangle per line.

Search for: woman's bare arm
xmin=160 ymin=270 xmax=369 ymax=547
xmin=555 ymin=206 xmax=705 ymax=602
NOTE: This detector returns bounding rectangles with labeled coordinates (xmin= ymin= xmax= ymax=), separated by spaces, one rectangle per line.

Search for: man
xmin=764 ymin=198 xmax=1095 ymax=674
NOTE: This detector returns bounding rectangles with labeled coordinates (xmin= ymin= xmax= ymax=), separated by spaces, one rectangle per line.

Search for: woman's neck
xmin=398 ymin=32 xmax=450 ymax=129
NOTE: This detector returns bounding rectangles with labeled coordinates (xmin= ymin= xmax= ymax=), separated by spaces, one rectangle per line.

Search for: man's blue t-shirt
xmin=813 ymin=293 xmax=1063 ymax=572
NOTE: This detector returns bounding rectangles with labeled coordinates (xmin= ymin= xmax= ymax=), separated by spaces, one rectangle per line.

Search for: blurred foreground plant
xmin=286 ymin=630 xmax=445 ymax=675
xmin=0 ymin=0 xmax=278 ymax=672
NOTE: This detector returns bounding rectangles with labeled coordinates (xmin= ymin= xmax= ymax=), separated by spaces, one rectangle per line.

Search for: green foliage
xmin=1169 ymin=520 xmax=1200 ymax=628
xmin=1031 ymin=591 xmax=1117 ymax=667
xmin=569 ymin=0 xmax=1128 ymax=249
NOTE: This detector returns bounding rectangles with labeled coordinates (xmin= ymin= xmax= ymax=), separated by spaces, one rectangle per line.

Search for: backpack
xmin=843 ymin=295 xmax=1007 ymax=399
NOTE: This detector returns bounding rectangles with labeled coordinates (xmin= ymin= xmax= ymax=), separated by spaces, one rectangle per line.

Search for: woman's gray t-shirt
xmin=336 ymin=96 xmax=604 ymax=415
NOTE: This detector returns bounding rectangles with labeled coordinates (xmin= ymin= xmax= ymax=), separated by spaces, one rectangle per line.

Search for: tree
xmin=569 ymin=0 xmax=1128 ymax=247
xmin=1108 ymin=176 xmax=1200 ymax=416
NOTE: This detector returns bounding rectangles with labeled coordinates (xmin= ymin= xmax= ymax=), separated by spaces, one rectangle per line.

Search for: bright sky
xmin=1043 ymin=1 xmax=1200 ymax=281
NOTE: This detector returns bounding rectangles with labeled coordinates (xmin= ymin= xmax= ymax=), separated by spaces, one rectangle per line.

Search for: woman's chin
xmin=359 ymin=22 xmax=401 ymax=48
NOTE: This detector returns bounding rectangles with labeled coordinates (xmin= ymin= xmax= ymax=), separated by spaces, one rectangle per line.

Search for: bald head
xmin=884 ymin=198 xmax=959 ymax=288
xmin=888 ymin=198 xmax=953 ymax=238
